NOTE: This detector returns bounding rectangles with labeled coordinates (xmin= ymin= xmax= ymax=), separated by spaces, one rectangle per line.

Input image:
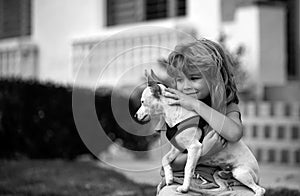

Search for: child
xmin=157 ymin=39 xmax=255 ymax=195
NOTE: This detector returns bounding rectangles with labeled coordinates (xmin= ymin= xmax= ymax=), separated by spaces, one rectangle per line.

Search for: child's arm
xmin=165 ymin=88 xmax=243 ymax=142
xmin=193 ymin=101 xmax=243 ymax=142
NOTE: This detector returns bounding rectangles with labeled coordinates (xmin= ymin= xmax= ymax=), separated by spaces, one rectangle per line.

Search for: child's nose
xmin=183 ymin=79 xmax=192 ymax=89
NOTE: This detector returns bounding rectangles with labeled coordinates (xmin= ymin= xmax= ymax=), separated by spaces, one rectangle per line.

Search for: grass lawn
xmin=0 ymin=159 xmax=299 ymax=196
xmin=0 ymin=159 xmax=156 ymax=196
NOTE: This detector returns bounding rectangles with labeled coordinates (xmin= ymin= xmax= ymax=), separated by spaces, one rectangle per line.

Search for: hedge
xmin=0 ymin=78 xmax=156 ymax=159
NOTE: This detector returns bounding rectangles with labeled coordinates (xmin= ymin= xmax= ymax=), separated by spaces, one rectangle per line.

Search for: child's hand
xmin=201 ymin=130 xmax=227 ymax=158
xmin=163 ymin=88 xmax=198 ymax=111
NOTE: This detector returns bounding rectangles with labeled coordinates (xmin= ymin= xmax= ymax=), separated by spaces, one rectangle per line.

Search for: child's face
xmin=175 ymin=71 xmax=210 ymax=100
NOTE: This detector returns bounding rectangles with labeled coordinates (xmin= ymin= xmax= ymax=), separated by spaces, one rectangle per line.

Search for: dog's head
xmin=135 ymin=70 xmax=166 ymax=123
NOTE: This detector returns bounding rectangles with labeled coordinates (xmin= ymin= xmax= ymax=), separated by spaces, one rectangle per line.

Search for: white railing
xmin=72 ymin=28 xmax=194 ymax=86
xmin=241 ymin=101 xmax=300 ymax=166
xmin=0 ymin=44 xmax=38 ymax=79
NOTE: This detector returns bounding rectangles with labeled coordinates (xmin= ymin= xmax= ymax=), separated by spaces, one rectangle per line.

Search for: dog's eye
xmin=141 ymin=100 xmax=144 ymax=104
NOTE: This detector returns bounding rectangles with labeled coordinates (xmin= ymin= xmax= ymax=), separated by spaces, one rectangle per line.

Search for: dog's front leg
xmin=177 ymin=141 xmax=202 ymax=193
xmin=162 ymin=146 xmax=181 ymax=185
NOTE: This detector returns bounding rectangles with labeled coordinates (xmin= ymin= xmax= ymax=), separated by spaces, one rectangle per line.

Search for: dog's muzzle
xmin=135 ymin=113 xmax=151 ymax=123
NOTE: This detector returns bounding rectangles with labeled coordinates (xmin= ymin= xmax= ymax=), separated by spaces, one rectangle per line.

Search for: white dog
xmin=135 ymin=71 xmax=265 ymax=195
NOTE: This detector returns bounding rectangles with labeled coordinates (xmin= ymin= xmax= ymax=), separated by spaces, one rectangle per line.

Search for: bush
xmin=0 ymin=79 xmax=88 ymax=159
xmin=0 ymin=78 xmax=155 ymax=159
xmin=265 ymin=187 xmax=300 ymax=196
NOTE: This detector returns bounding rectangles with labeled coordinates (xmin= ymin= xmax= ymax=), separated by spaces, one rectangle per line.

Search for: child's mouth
xmin=185 ymin=92 xmax=199 ymax=98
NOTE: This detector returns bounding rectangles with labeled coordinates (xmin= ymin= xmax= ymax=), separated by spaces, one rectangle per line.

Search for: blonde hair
xmin=160 ymin=39 xmax=239 ymax=113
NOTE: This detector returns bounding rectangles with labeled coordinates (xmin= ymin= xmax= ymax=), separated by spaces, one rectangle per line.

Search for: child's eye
xmin=176 ymin=78 xmax=183 ymax=82
xmin=190 ymin=77 xmax=201 ymax=81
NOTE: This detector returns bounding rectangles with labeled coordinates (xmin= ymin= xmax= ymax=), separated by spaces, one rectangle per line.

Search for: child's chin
xmin=189 ymin=93 xmax=199 ymax=99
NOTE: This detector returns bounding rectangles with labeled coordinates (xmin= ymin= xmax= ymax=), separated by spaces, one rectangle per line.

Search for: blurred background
xmin=0 ymin=0 xmax=299 ymax=195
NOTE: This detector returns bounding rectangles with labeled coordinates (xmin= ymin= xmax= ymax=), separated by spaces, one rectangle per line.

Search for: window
xmin=107 ymin=0 xmax=140 ymax=26
xmin=145 ymin=0 xmax=168 ymax=20
xmin=264 ymin=125 xmax=271 ymax=138
xmin=106 ymin=0 xmax=186 ymax=26
xmin=296 ymin=149 xmax=300 ymax=163
xmin=291 ymin=125 xmax=299 ymax=140
xmin=277 ymin=125 xmax=285 ymax=139
xmin=267 ymin=149 xmax=276 ymax=162
xmin=177 ymin=0 xmax=186 ymax=16
xmin=252 ymin=125 xmax=258 ymax=138
xmin=281 ymin=149 xmax=289 ymax=163
xmin=285 ymin=104 xmax=291 ymax=116
xmin=286 ymin=0 xmax=299 ymax=80
xmin=0 ymin=0 xmax=31 ymax=39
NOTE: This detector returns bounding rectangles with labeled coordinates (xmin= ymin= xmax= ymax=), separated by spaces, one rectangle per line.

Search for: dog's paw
xmin=165 ymin=177 xmax=173 ymax=185
xmin=254 ymin=187 xmax=266 ymax=196
xmin=176 ymin=185 xmax=189 ymax=193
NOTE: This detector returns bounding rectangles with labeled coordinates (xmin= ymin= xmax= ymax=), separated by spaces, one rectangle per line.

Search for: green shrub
xmin=265 ymin=187 xmax=300 ymax=196
xmin=0 ymin=79 xmax=88 ymax=159
xmin=0 ymin=78 xmax=155 ymax=159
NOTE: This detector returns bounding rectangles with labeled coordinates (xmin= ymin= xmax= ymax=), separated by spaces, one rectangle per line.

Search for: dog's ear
xmin=146 ymin=69 xmax=159 ymax=86
xmin=145 ymin=69 xmax=161 ymax=98
xmin=150 ymin=83 xmax=162 ymax=99
xmin=150 ymin=67 xmax=176 ymax=89
xmin=150 ymin=69 xmax=162 ymax=83
xmin=145 ymin=69 xmax=159 ymax=87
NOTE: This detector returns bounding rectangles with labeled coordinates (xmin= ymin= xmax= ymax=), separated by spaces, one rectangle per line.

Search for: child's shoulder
xmin=226 ymin=102 xmax=240 ymax=115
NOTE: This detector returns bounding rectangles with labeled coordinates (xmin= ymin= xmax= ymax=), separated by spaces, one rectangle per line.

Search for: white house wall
xmin=72 ymin=27 xmax=196 ymax=88
xmin=222 ymin=5 xmax=287 ymax=98
xmin=224 ymin=6 xmax=261 ymax=91
xmin=187 ymin=0 xmax=221 ymax=40
xmin=259 ymin=6 xmax=286 ymax=86
xmin=32 ymin=0 xmax=104 ymax=83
